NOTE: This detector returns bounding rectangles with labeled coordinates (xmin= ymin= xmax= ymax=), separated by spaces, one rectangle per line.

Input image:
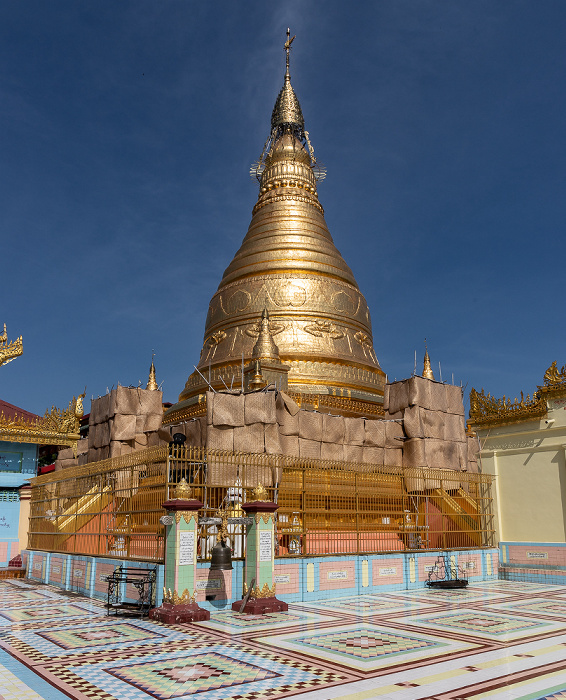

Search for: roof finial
xmin=147 ymin=350 xmax=158 ymax=391
xmin=422 ymin=339 xmax=435 ymax=381
xmin=284 ymin=27 xmax=295 ymax=79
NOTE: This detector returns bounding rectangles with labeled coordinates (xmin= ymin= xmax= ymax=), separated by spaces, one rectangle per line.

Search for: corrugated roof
xmin=0 ymin=399 xmax=39 ymax=421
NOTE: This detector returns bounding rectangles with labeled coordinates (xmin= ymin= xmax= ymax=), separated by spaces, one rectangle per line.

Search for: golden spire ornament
xmin=252 ymin=308 xmax=280 ymax=361
xmin=0 ymin=323 xmax=23 ymax=368
xmin=146 ymin=352 xmax=158 ymax=391
xmin=422 ymin=342 xmax=435 ymax=381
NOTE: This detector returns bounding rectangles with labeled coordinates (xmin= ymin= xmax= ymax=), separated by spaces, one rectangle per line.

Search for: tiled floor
xmin=2 ymin=579 xmax=566 ymax=698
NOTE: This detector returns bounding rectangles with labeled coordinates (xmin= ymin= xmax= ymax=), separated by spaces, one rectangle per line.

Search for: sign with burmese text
xmin=179 ymin=531 xmax=195 ymax=566
xmin=259 ymin=531 xmax=272 ymax=562
xmin=327 ymin=570 xmax=348 ymax=580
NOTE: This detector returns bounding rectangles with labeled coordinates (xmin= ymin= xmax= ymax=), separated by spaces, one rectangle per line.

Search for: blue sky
xmin=2 ymin=1 xmax=565 ymax=415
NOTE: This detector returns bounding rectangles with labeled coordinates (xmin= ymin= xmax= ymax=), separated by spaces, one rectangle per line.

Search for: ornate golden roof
xmin=177 ymin=31 xmax=385 ymax=411
xmin=0 ymin=323 xmax=23 ymax=368
xmin=468 ymin=359 xmax=566 ymax=429
xmin=0 ymin=392 xmax=85 ymax=452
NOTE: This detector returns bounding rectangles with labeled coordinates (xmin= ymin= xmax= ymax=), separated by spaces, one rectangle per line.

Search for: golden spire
xmin=423 ymin=342 xmax=435 ymax=381
xmin=0 ymin=323 xmax=23 ymax=368
xmin=252 ymin=308 xmax=280 ymax=361
xmin=271 ymin=28 xmax=303 ymax=131
xmin=175 ymin=29 xmax=386 ymax=414
xmin=146 ymin=352 xmax=158 ymax=391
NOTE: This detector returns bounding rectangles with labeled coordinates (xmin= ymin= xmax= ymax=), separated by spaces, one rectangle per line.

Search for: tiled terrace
xmin=1 ymin=578 xmax=566 ymax=699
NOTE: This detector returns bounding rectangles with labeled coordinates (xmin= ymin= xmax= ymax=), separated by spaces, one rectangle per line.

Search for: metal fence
xmin=28 ymin=445 xmax=495 ymax=562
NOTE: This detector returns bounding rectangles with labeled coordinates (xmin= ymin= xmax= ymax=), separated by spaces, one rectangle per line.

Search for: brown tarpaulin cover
xmin=362 ymin=446 xmax=384 ymax=464
xmin=279 ymin=434 xmax=300 ymax=457
xmin=264 ymin=423 xmax=282 ymax=455
xmin=322 ymin=414 xmax=345 ymax=444
xmin=244 ymin=392 xmax=277 ymax=425
xmin=445 ymin=384 xmax=465 ymax=415
xmin=111 ymin=414 xmax=136 ymax=442
xmin=363 ymin=419 xmax=385 ymax=447
xmin=344 ymin=444 xmax=363 ymax=463
xmin=299 ymin=410 xmax=323 ymax=441
xmin=321 ymin=442 xmax=345 ymax=461
xmin=344 ymin=417 xmax=365 ymax=446
xmin=299 ymin=438 xmax=322 ymax=460
xmin=402 ymin=406 xmax=423 ymax=439
xmin=233 ymin=423 xmax=265 ymax=453
xmin=385 ymin=421 xmax=404 ymax=448
xmin=212 ymin=393 xmax=245 ymax=427
xmin=402 ymin=438 xmax=426 ymax=468
xmin=421 ymin=409 xmax=445 ymax=440
xmin=207 ymin=425 xmax=235 ymax=451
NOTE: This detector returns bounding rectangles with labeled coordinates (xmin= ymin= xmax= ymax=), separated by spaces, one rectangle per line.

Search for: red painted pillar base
xmin=231 ymin=596 xmax=288 ymax=615
xmin=149 ymin=602 xmax=210 ymax=624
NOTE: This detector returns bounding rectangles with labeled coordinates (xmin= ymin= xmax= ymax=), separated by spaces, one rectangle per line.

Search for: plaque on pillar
xmin=231 ymin=483 xmax=288 ymax=614
xmin=149 ymin=479 xmax=210 ymax=624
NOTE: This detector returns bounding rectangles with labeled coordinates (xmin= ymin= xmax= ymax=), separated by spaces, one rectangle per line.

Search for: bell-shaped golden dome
xmin=178 ymin=33 xmax=385 ymax=412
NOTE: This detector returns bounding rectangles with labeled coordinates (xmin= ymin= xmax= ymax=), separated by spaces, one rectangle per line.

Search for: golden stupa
xmin=177 ymin=31 xmax=385 ymax=415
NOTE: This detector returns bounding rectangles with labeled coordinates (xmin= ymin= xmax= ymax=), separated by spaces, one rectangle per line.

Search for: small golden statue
xmin=251 ymin=483 xmax=269 ymax=502
xmin=173 ymin=478 xmax=193 ymax=500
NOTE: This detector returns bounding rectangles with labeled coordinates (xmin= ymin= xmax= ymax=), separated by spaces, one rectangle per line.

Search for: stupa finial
xmin=271 ymin=29 xmax=303 ymax=132
xmin=147 ymin=351 xmax=158 ymax=391
xmin=284 ymin=27 xmax=296 ymax=79
xmin=422 ymin=340 xmax=435 ymax=381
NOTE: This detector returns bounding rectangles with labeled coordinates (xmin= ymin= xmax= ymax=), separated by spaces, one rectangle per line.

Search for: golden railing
xmin=28 ymin=446 xmax=495 ymax=562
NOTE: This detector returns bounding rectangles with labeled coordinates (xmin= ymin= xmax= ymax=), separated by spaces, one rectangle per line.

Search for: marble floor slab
xmin=2 ymin=578 xmax=566 ymax=699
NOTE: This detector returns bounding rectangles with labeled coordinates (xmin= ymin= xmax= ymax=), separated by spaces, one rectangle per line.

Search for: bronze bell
xmin=210 ymin=540 xmax=233 ymax=570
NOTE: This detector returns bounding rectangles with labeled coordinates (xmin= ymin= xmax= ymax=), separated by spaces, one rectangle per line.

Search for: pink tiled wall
xmin=0 ymin=543 xmax=7 ymax=562
xmin=372 ymin=557 xmax=404 ymax=586
xmin=492 ymin=550 xmax=499 ymax=572
xmin=419 ymin=555 xmax=443 ymax=581
xmin=10 ymin=542 xmax=19 ymax=559
xmin=49 ymin=556 xmax=64 ymax=585
xmin=460 ymin=552 xmax=483 ymax=578
xmin=195 ymin=569 xmax=231 ymax=603
xmin=274 ymin=563 xmax=300 ymax=595
xmin=70 ymin=562 xmax=86 ymax=588
xmin=318 ymin=560 xmax=356 ymax=591
xmin=507 ymin=544 xmax=566 ymax=567
xmin=30 ymin=553 xmax=44 ymax=578
xmin=94 ymin=562 xmax=116 ymax=596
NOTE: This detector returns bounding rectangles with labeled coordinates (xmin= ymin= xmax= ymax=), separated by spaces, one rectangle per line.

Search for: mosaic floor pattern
xmin=2 ymin=579 xmax=566 ymax=699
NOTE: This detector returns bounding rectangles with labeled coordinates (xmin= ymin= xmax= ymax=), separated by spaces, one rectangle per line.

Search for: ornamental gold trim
xmin=162 ymin=587 xmax=196 ymax=605
xmin=163 ymin=397 xmax=207 ymax=426
xmin=469 ymin=359 xmax=566 ymax=428
xmin=542 ymin=361 xmax=566 ymax=394
xmin=254 ymin=513 xmax=275 ymax=525
xmin=469 ymin=387 xmax=546 ymax=428
xmin=174 ymin=511 xmax=198 ymax=525
xmin=0 ymin=323 xmax=23 ymax=368
xmin=0 ymin=391 xmax=85 ymax=452
xmin=243 ymin=582 xmax=276 ymax=598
